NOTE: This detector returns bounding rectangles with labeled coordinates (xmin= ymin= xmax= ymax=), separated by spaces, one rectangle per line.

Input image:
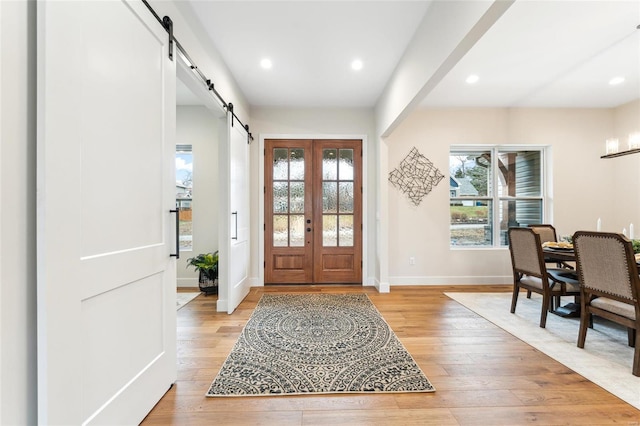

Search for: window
xmin=176 ymin=145 xmax=193 ymax=251
xmin=450 ymin=146 xmax=545 ymax=247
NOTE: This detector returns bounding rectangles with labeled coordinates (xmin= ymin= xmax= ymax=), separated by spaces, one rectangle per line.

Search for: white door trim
xmin=258 ymin=133 xmax=369 ymax=287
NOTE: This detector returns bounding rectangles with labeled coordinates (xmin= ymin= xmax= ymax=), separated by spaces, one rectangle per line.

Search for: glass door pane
xmin=321 ymin=148 xmax=354 ymax=247
xmin=271 ymin=147 xmax=305 ymax=247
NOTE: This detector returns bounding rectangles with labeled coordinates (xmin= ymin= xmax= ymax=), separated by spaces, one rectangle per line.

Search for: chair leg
xmin=633 ymin=328 xmax=640 ymax=377
xmin=526 ymin=290 xmax=532 ymax=299
xmin=578 ymin=308 xmax=589 ymax=348
xmin=540 ymin=293 xmax=549 ymax=328
xmin=510 ymin=285 xmax=520 ymax=314
xmin=628 ymin=328 xmax=636 ymax=348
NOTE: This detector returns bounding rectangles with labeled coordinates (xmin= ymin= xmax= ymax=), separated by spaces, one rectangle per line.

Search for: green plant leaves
xmin=186 ymin=251 xmax=219 ymax=280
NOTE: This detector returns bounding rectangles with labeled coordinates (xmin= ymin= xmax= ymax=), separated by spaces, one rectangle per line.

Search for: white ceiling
xmin=422 ymin=0 xmax=640 ymax=108
xmin=177 ymin=1 xmax=640 ymax=110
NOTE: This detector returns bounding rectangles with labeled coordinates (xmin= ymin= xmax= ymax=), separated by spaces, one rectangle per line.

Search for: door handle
xmin=170 ymin=206 xmax=180 ymax=259
xmin=232 ymin=211 xmax=238 ymax=240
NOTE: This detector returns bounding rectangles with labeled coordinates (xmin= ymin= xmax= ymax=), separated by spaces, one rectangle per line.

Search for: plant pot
xmin=198 ymin=270 xmax=218 ymax=295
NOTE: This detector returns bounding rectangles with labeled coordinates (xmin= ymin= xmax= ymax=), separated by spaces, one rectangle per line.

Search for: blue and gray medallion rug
xmin=206 ymin=293 xmax=435 ymax=396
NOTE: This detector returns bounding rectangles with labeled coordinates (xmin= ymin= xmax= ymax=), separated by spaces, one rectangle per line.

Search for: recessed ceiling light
xmin=609 ymin=76 xmax=625 ymax=86
xmin=351 ymin=59 xmax=363 ymax=71
xmin=465 ymin=74 xmax=479 ymax=84
xmin=260 ymin=58 xmax=272 ymax=70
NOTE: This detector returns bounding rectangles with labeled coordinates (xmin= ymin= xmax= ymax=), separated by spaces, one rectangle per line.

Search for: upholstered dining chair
xmin=528 ymin=224 xmax=558 ymax=244
xmin=528 ymin=224 xmax=571 ymax=304
xmin=508 ymin=227 xmax=581 ymax=328
xmin=573 ymin=231 xmax=640 ymax=376
xmin=529 ymin=223 xmax=575 ymax=270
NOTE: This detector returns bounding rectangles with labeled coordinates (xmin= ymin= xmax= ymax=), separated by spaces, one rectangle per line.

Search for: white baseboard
xmin=388 ymin=276 xmax=512 ymax=285
xmin=234 ymin=275 xmax=501 ymax=291
xmin=372 ymin=279 xmax=390 ymax=293
xmin=216 ymin=298 xmax=227 ymax=313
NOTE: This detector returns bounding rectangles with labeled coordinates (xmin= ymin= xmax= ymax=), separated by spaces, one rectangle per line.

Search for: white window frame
xmin=450 ymin=145 xmax=551 ymax=248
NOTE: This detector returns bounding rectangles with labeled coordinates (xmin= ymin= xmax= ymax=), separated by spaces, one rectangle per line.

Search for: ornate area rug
xmin=206 ymin=293 xmax=435 ymax=396
xmin=446 ymin=292 xmax=640 ymax=410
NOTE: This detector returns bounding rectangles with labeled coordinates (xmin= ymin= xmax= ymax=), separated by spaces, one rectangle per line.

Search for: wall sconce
xmin=629 ymin=132 xmax=640 ymax=150
xmin=605 ymin=138 xmax=619 ymax=154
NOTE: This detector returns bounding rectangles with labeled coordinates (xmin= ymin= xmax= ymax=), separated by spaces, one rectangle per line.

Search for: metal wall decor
xmin=388 ymin=147 xmax=444 ymax=206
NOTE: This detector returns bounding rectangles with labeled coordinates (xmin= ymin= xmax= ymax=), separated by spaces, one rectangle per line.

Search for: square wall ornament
xmin=389 ymin=147 xmax=444 ymax=206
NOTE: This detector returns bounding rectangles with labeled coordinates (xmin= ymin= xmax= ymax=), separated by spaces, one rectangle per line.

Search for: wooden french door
xmin=265 ymin=139 xmax=362 ymax=284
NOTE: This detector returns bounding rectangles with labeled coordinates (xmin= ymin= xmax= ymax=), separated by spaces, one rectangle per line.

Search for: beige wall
xmin=176 ymin=106 xmax=219 ymax=287
xmin=384 ymin=106 xmax=637 ymax=284
xmin=611 ymin=99 xmax=640 ymax=233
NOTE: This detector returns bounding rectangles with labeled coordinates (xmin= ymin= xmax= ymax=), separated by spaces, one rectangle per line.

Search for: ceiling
xmin=422 ymin=0 xmax=640 ymax=108
xmin=177 ymin=1 xmax=640 ymax=110
xmin=179 ymin=0 xmax=430 ymax=107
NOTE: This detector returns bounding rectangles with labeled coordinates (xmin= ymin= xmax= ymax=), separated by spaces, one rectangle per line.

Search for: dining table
xmin=542 ymin=246 xmax=577 ymax=263
xmin=543 ymin=244 xmax=640 ymax=266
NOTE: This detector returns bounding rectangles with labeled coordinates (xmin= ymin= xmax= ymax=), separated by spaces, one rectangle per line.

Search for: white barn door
xmin=37 ymin=1 xmax=176 ymax=424
xmin=218 ymin=115 xmax=251 ymax=314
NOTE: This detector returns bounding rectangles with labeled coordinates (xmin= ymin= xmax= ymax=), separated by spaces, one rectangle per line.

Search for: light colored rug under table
xmin=446 ymin=292 xmax=640 ymax=410
xmin=176 ymin=292 xmax=200 ymax=310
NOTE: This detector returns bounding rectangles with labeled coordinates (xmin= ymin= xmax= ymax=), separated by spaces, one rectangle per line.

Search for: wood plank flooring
xmin=142 ymin=285 xmax=640 ymax=425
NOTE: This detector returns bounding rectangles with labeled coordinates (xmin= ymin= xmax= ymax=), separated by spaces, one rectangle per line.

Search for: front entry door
xmin=265 ymin=139 xmax=362 ymax=284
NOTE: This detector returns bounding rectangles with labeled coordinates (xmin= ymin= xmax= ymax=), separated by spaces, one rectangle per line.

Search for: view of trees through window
xmin=176 ymin=145 xmax=193 ymax=251
xmin=450 ymin=147 xmax=544 ymax=247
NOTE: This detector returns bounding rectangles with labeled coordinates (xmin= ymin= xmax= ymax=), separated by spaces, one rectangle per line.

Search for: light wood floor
xmin=142 ymin=285 xmax=640 ymax=425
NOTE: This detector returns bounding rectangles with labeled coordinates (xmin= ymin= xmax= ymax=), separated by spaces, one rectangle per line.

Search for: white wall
xmin=250 ymin=107 xmax=377 ymax=286
xmin=0 ymin=1 xmax=37 ymax=424
xmin=385 ymin=107 xmax=628 ymax=285
xmin=176 ymin=106 xmax=219 ymax=287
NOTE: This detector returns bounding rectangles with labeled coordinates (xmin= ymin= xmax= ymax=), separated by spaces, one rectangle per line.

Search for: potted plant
xmin=186 ymin=251 xmax=219 ymax=295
